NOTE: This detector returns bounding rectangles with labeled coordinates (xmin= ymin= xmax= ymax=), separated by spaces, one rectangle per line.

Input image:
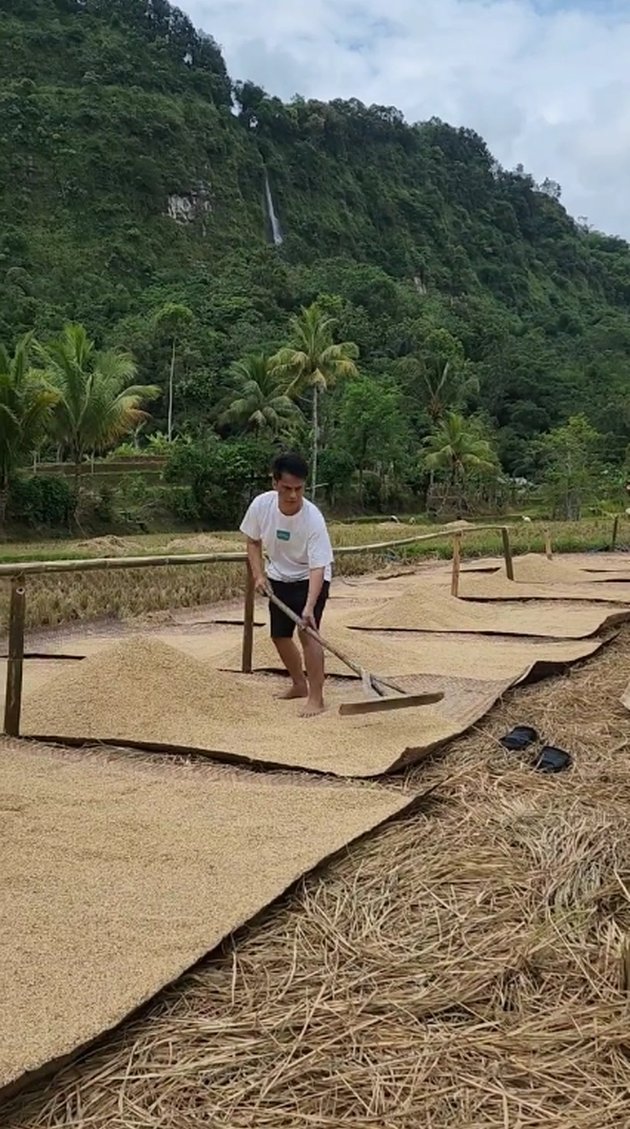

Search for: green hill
xmin=2 ymin=0 xmax=630 ymax=477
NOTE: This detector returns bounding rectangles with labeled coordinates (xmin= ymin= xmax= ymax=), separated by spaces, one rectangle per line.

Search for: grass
xmin=0 ymin=517 xmax=626 ymax=634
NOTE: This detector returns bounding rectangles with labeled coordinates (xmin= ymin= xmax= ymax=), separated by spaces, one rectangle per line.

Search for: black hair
xmin=272 ymin=451 xmax=309 ymax=481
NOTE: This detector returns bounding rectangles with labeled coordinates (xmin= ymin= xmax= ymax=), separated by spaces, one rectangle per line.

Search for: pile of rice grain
xmin=350 ymin=581 xmax=630 ymax=638
xmin=20 ymin=636 xmax=471 ymax=777
xmin=458 ymin=570 xmax=630 ymax=605
xmin=511 ymin=552 xmax=630 ymax=586
xmin=215 ymin=624 xmax=608 ymax=683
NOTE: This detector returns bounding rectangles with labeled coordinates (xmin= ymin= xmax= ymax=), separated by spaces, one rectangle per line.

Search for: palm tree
xmin=35 ymin=324 xmax=160 ymax=498
xmin=423 ymin=412 xmax=497 ymax=501
xmin=220 ymin=353 xmax=299 ymax=436
xmin=0 ymin=334 xmax=59 ymax=532
xmin=424 ymin=360 xmax=479 ymax=423
xmin=400 ymin=355 xmax=479 ymax=423
xmin=271 ymin=304 xmax=359 ymax=498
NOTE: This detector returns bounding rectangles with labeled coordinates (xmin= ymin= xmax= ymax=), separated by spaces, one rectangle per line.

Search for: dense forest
xmin=2 ymin=0 xmax=630 ymax=528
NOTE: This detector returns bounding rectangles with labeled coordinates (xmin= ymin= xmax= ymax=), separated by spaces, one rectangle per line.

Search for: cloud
xmin=183 ymin=0 xmax=630 ymax=238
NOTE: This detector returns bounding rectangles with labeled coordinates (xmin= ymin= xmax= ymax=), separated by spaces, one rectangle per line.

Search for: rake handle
xmin=265 ymin=588 xmax=406 ymax=696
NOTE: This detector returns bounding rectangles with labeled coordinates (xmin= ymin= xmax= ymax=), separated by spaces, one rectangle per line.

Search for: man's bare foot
xmin=299 ymin=698 xmax=325 ymax=718
xmin=277 ymin=681 xmax=308 ymax=700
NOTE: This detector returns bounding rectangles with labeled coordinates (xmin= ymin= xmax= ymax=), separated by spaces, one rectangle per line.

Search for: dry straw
xmin=6 ymin=629 xmax=630 ymax=1128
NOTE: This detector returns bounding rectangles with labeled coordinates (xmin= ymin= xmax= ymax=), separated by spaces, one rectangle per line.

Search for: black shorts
xmin=269 ymin=578 xmax=330 ymax=639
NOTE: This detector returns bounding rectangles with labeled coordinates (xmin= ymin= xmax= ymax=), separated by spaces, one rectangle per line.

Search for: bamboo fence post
xmin=241 ymin=563 xmax=256 ymax=674
xmin=450 ymin=533 xmax=462 ymax=597
xmin=4 ymin=579 xmax=26 ymax=737
xmin=612 ymin=515 xmax=620 ymax=551
xmin=501 ymin=526 xmax=514 ymax=580
xmin=544 ymin=528 xmax=553 ymax=559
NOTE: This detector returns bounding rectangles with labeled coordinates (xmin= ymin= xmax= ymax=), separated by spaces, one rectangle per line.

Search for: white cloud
xmin=183 ymin=0 xmax=630 ymax=238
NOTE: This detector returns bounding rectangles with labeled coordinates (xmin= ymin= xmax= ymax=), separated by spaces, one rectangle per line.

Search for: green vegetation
xmin=1 ymin=0 xmax=630 ymax=535
xmin=270 ymin=304 xmax=359 ymax=498
xmin=0 ymin=334 xmax=58 ymax=530
xmin=34 ymin=322 xmax=160 ymax=520
xmin=219 ymin=354 xmax=297 ymax=437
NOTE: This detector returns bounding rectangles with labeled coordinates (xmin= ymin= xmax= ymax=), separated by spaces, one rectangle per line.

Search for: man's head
xmin=272 ymin=452 xmax=309 ymax=515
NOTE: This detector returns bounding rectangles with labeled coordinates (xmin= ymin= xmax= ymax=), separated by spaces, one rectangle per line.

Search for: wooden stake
xmin=501 ymin=526 xmax=514 ymax=581
xmin=612 ymin=515 xmax=620 ymax=551
xmin=4 ymin=579 xmax=26 ymax=737
xmin=544 ymin=528 xmax=553 ymax=559
xmin=451 ymin=532 xmax=462 ymax=597
xmin=241 ymin=563 xmax=255 ymax=674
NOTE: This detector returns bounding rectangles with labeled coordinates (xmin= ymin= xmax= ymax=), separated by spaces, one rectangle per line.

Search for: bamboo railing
xmin=1 ymin=523 xmax=514 ymax=738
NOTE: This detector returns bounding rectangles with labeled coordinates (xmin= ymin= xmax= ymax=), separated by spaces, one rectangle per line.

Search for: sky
xmin=182 ymin=0 xmax=630 ymax=239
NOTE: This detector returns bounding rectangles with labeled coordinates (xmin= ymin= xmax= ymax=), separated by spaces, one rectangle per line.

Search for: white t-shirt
xmin=240 ymin=491 xmax=333 ymax=582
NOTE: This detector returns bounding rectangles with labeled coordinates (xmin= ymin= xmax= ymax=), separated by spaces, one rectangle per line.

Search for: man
xmin=240 ymin=452 xmax=333 ymax=717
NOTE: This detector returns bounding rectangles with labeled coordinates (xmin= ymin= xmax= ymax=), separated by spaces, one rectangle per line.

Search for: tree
xmin=537 ymin=414 xmax=601 ymax=520
xmin=0 ymin=334 xmax=59 ymax=532
xmin=165 ymin=435 xmax=274 ymax=526
xmin=399 ymin=328 xmax=478 ymax=423
xmin=35 ymin=324 xmax=160 ymax=497
xmin=271 ymin=304 xmax=359 ymax=498
xmin=422 ymin=412 xmax=497 ymax=506
xmin=219 ymin=353 xmax=299 ymax=437
xmin=338 ymin=375 xmax=408 ymax=500
xmin=153 ymin=304 xmax=194 ymax=442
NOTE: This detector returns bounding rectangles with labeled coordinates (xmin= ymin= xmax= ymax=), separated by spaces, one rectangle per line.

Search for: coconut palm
xmin=400 ymin=354 xmax=479 ymax=423
xmin=423 ymin=411 xmax=497 ymax=485
xmin=0 ymin=334 xmax=59 ymax=532
xmin=220 ymin=353 xmax=299 ymax=436
xmin=271 ymin=304 xmax=359 ymax=498
xmin=35 ymin=324 xmax=160 ymax=496
xmin=423 ymin=359 xmax=479 ymax=423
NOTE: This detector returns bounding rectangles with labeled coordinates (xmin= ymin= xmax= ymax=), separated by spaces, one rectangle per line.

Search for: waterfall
xmin=264 ymin=170 xmax=283 ymax=247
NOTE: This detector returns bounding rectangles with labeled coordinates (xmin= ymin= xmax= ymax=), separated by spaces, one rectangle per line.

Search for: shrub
xmin=164 ymin=436 xmax=274 ymax=527
xmin=7 ymin=475 xmax=72 ymax=528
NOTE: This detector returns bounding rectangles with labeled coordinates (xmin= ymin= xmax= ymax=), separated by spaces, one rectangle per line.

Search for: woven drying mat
xmin=216 ymin=625 xmax=427 ymax=679
xmin=348 ymin=582 xmax=630 ymax=638
xmin=214 ymin=625 xmax=608 ymax=684
xmin=456 ymin=571 xmax=630 ymax=604
xmin=460 ymin=553 xmax=630 ymax=583
xmin=21 ymin=636 xmax=509 ymax=778
xmin=0 ymin=737 xmax=420 ymax=1097
xmin=508 ymin=554 xmax=630 ymax=585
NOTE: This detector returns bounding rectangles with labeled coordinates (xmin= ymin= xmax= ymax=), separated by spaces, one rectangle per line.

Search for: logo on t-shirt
xmin=276 ymin=529 xmax=291 ymax=541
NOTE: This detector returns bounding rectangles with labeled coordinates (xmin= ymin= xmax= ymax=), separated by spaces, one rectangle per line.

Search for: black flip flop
xmin=500 ymin=725 xmax=538 ymax=751
xmin=533 ymin=746 xmax=572 ymax=773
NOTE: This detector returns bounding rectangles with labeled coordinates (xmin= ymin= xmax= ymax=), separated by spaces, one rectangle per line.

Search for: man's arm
xmin=245 ymin=537 xmax=268 ymax=594
xmin=240 ymin=499 xmax=268 ymax=594
xmin=303 ymin=512 xmax=332 ymax=629
xmin=303 ymin=567 xmax=325 ymax=629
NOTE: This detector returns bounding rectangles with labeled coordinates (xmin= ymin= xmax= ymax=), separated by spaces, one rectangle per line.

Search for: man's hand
xmin=253 ymin=573 xmax=270 ymax=596
xmin=302 ymin=605 xmax=317 ymax=631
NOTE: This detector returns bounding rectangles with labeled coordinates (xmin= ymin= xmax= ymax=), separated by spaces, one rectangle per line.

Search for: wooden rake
xmin=266 ymin=589 xmax=444 ymax=717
